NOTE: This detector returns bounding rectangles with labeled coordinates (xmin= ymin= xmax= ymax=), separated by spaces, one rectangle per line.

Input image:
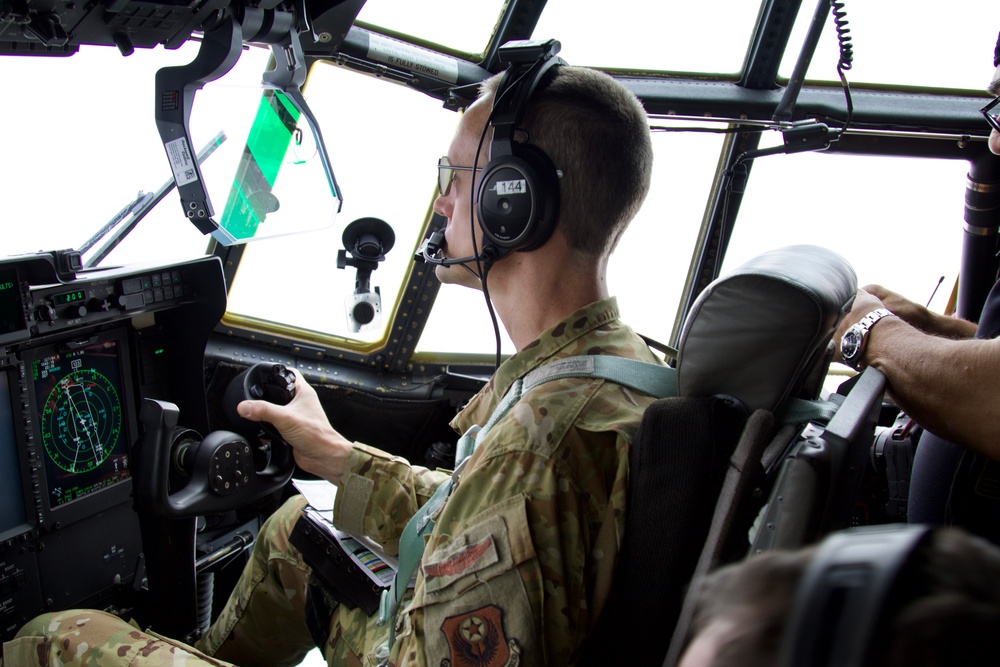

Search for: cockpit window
xmin=6 ymin=1 xmax=993 ymax=362
xmin=5 ymin=43 xmax=273 ymax=266
xmin=725 ymin=150 xmax=967 ymax=396
xmin=533 ymin=1 xmax=763 ymax=75
xmin=224 ymin=61 xmax=459 ymax=346
xmin=355 ymin=2 xmax=763 ymax=75
xmin=779 ymin=3 xmax=996 ymax=90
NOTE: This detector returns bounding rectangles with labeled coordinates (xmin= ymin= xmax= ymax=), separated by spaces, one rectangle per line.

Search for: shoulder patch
xmin=440 ymin=604 xmax=522 ymax=667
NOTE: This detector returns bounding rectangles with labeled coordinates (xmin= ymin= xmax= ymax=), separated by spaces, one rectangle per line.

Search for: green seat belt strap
xmin=520 ymin=354 xmax=678 ymax=399
xmin=778 ymin=396 xmax=840 ymax=425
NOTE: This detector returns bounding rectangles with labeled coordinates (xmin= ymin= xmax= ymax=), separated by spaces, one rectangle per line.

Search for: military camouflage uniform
xmin=4 ymin=297 xmax=661 ymax=667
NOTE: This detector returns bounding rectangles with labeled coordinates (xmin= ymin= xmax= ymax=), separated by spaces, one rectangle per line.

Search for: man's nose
xmin=432 ymin=191 xmax=453 ymax=219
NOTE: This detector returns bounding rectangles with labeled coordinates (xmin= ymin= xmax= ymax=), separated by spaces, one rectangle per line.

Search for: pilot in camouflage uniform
xmin=4 ymin=296 xmax=662 ymax=667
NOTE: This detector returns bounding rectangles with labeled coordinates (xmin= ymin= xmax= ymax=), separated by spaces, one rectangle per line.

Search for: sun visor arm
xmin=155 ymin=12 xmax=243 ymax=235
xmin=261 ymin=23 xmax=343 ymax=216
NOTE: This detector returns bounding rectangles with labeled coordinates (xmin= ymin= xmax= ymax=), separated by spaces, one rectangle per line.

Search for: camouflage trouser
xmin=2 ymin=496 xmax=386 ymax=667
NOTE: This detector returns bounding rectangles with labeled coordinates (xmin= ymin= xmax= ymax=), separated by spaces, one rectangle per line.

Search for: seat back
xmin=676 ymin=244 xmax=857 ymax=413
xmin=578 ymin=394 xmax=748 ymax=667
xmin=579 ymin=245 xmax=857 ymax=667
xmin=666 ymin=315 xmax=891 ymax=665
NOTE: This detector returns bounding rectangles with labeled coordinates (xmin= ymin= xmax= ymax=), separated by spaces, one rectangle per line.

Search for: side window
xmin=225 ymin=62 xmax=460 ymax=344
xmin=726 ymin=152 xmax=967 ymax=315
xmin=610 ymin=129 xmax=725 ymax=347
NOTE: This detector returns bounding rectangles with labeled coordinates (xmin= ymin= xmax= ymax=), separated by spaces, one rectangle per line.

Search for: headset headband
xmin=489 ymin=46 xmax=563 ymax=159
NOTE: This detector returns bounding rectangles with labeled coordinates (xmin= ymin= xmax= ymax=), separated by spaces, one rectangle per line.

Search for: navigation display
xmin=27 ymin=332 xmax=132 ymax=510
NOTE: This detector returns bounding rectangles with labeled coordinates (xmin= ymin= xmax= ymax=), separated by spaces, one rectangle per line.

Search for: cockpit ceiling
xmin=4 ymin=1 xmax=994 ymax=92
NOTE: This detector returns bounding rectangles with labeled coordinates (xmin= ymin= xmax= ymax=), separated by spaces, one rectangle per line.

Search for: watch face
xmin=842 ymin=328 xmax=862 ymax=362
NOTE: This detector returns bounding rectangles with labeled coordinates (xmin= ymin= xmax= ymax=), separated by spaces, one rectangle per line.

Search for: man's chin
xmin=434 ymin=262 xmax=482 ymax=290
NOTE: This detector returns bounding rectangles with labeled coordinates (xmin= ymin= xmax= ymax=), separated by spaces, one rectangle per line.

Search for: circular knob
xmin=35 ymin=304 xmax=56 ymax=322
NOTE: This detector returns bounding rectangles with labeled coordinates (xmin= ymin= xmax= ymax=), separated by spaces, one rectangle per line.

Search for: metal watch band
xmin=841 ymin=308 xmax=894 ymax=370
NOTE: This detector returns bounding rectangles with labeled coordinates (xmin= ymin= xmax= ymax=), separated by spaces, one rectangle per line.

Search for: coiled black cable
xmin=830 ymin=0 xmax=854 ymax=130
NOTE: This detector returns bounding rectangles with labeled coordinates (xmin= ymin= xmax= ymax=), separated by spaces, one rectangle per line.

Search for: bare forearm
xmin=865 ymin=317 xmax=1000 ymax=458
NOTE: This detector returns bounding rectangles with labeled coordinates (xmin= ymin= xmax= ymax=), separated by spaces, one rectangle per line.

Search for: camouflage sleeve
xmin=333 ymin=441 xmax=452 ymax=556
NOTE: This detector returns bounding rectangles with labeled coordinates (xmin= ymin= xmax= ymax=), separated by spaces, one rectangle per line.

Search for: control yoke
xmin=134 ymin=363 xmax=296 ymax=518
xmin=154 ymin=4 xmax=340 ymax=243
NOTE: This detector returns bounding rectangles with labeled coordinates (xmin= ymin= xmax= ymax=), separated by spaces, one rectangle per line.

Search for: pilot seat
xmin=577 ymin=244 xmax=890 ymax=667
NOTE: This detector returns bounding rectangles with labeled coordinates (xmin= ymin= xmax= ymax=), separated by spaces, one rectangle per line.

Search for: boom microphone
xmin=415 ymin=230 xmax=505 ymax=266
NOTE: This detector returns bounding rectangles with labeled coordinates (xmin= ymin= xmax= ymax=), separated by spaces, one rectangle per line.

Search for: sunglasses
xmin=437 ymin=156 xmax=481 ymax=197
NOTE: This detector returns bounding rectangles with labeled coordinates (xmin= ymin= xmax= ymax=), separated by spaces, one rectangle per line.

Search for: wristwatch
xmin=840 ymin=308 xmax=894 ymax=370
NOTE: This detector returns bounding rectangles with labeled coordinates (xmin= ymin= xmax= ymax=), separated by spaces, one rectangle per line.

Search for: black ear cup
xmin=477 ymin=143 xmax=560 ymax=252
xmin=474 ymin=43 xmax=563 ymax=256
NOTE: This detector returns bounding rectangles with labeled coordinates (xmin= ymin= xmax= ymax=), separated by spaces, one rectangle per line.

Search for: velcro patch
xmin=424 ymin=536 xmax=493 ymax=578
xmin=422 ymin=535 xmax=499 ymax=593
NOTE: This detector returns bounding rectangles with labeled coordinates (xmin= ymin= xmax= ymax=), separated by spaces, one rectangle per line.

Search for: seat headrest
xmin=676 ymin=245 xmax=857 ymax=412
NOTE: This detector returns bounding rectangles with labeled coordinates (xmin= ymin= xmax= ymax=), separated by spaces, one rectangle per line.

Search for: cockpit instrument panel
xmin=0 ymin=252 xmax=226 ymax=641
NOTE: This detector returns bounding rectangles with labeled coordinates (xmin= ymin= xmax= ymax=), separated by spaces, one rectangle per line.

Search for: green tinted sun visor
xmin=188 ymin=84 xmax=342 ymax=245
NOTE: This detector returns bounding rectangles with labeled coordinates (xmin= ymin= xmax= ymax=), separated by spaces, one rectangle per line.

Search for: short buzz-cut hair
xmin=479 ymin=66 xmax=654 ymax=258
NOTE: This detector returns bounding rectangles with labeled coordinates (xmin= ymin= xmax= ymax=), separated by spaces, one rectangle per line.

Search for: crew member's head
xmin=678 ymin=527 xmax=1000 ymax=667
xmin=432 ymin=65 xmax=653 ymax=286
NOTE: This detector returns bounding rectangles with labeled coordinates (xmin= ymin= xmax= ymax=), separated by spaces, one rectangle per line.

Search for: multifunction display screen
xmin=29 ymin=335 xmax=131 ymax=509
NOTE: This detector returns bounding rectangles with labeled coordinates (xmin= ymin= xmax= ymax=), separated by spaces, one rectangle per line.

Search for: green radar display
xmin=29 ymin=335 xmax=132 ymax=509
xmin=40 ymin=368 xmax=122 ymax=473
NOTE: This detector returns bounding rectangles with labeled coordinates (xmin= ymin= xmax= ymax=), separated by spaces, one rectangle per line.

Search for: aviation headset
xmin=476 ymin=39 xmax=565 ymax=255
xmin=418 ymin=40 xmax=565 ymax=268
xmin=776 ymin=524 xmax=933 ymax=667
